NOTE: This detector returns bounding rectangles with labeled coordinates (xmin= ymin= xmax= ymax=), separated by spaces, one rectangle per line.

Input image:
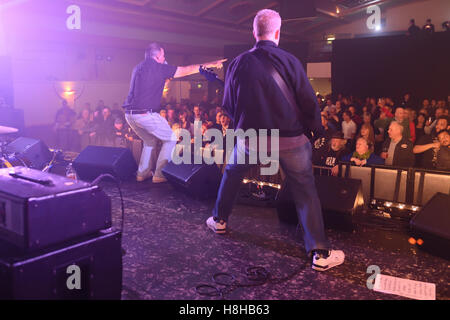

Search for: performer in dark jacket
xmin=206 ymin=9 xmax=344 ymax=272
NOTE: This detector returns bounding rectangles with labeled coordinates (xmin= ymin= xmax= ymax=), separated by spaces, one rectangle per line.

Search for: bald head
xmin=253 ymin=9 xmax=281 ymax=45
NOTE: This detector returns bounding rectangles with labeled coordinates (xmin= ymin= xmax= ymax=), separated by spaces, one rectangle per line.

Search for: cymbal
xmin=0 ymin=125 xmax=18 ymax=134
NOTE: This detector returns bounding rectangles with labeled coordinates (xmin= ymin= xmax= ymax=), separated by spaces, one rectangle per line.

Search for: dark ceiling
xmin=71 ymin=0 xmax=419 ymax=42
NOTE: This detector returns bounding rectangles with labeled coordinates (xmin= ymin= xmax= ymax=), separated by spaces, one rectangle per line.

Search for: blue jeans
xmin=213 ymin=141 xmax=330 ymax=255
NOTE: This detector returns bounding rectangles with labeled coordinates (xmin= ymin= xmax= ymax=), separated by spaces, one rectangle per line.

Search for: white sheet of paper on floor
xmin=374 ymin=273 xmax=436 ymax=300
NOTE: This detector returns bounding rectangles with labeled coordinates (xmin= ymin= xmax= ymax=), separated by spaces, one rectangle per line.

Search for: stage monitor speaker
xmin=0 ymin=230 xmax=122 ymax=300
xmin=410 ymin=192 xmax=450 ymax=260
xmin=73 ymin=146 xmax=137 ymax=182
xmin=279 ymin=0 xmax=316 ymax=21
xmin=276 ymin=175 xmax=364 ymax=231
xmin=162 ymin=162 xmax=222 ymax=199
xmin=5 ymin=137 xmax=52 ymax=170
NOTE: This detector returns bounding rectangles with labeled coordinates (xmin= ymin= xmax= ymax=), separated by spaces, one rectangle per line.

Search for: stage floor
xmin=103 ymin=180 xmax=449 ymax=300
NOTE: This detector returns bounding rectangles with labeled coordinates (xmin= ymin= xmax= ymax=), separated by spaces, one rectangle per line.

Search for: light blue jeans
xmin=125 ymin=112 xmax=176 ymax=179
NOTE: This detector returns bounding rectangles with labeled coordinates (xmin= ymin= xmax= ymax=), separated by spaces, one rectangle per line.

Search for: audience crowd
xmin=53 ymin=97 xmax=233 ymax=156
xmin=53 ymin=92 xmax=449 ymax=173
xmin=313 ymin=93 xmax=450 ymax=173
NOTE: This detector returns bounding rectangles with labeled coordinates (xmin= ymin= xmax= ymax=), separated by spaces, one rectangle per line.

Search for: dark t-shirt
xmin=436 ymin=147 xmax=450 ymax=171
xmin=415 ymin=134 xmax=438 ymax=169
xmin=123 ymin=59 xmax=177 ymax=112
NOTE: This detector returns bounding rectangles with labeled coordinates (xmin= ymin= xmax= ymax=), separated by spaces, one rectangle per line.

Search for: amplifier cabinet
xmin=0 ymin=230 xmax=122 ymax=300
xmin=0 ymin=167 xmax=111 ymax=251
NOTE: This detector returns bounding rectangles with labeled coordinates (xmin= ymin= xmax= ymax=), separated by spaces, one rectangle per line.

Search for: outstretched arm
xmin=173 ymin=59 xmax=226 ymax=79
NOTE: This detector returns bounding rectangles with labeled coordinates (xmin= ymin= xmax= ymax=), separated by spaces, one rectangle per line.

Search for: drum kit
xmin=0 ymin=125 xmax=19 ymax=168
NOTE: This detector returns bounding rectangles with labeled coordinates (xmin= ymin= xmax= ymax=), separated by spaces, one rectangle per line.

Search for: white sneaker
xmin=312 ymin=250 xmax=345 ymax=271
xmin=206 ymin=216 xmax=227 ymax=234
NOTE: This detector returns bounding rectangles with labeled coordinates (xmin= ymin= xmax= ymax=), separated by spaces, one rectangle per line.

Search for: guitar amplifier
xmin=0 ymin=167 xmax=111 ymax=251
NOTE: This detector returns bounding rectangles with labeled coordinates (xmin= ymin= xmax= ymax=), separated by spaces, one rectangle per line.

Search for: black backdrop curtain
xmin=332 ymin=32 xmax=450 ymax=103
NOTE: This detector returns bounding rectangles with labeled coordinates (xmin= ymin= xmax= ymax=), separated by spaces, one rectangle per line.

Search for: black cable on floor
xmin=195 ymin=263 xmax=306 ymax=299
xmin=91 ymin=174 xmax=126 ymax=254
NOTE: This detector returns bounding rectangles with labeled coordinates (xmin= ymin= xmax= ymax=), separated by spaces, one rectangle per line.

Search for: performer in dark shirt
xmin=206 ymin=9 xmax=345 ymax=272
xmin=123 ymin=43 xmax=225 ymax=182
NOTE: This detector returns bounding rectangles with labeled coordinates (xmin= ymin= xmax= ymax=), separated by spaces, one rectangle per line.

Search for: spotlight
xmin=443 ymin=21 xmax=450 ymax=31
xmin=375 ymin=25 xmax=381 ymax=31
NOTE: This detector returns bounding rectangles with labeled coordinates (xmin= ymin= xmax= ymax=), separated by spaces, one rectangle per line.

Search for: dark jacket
xmin=222 ymin=40 xmax=322 ymax=137
xmin=382 ymin=137 xmax=415 ymax=167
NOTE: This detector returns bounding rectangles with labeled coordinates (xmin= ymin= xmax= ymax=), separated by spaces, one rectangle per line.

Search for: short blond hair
xmin=253 ymin=9 xmax=281 ymax=37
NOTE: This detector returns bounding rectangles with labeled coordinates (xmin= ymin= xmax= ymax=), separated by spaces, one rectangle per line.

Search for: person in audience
xmin=430 ymin=99 xmax=437 ymax=113
xmin=422 ymin=99 xmax=431 ymax=113
xmin=328 ymin=106 xmax=341 ymax=131
xmin=54 ymin=99 xmax=76 ymax=151
xmin=73 ymin=107 xmax=95 ymax=151
xmin=405 ymin=107 xmax=416 ymax=122
xmin=322 ymin=99 xmax=335 ymax=114
xmin=413 ymin=116 xmax=449 ymax=169
xmin=312 ymin=131 xmax=349 ymax=176
xmin=407 ymin=19 xmax=421 ymax=37
xmin=424 ymin=106 xmax=446 ymax=135
xmin=220 ymin=113 xmax=231 ymax=137
xmin=341 ymin=137 xmax=384 ymax=166
xmin=386 ymin=97 xmax=395 ymax=108
xmin=172 ymin=123 xmax=183 ymax=143
xmin=436 ymin=130 xmax=450 ymax=171
xmin=113 ymin=117 xmax=132 ymax=148
xmin=348 ymin=105 xmax=362 ymax=127
xmin=341 ymin=110 xmax=357 ymax=141
xmin=381 ymin=121 xmax=415 ymax=167
xmin=179 ymin=110 xmax=194 ymax=136
xmin=159 ymin=109 xmax=167 ymax=120
xmin=212 ymin=110 xmax=223 ymax=130
xmin=401 ymin=93 xmax=413 ymax=108
xmin=97 ymin=100 xmax=107 ymax=111
xmin=111 ymin=102 xmax=124 ymax=120
xmin=386 ymin=107 xmax=414 ymax=143
xmin=341 ymin=111 xmax=357 ymax=150
xmin=378 ymin=98 xmax=393 ymax=118
xmin=422 ymin=18 xmax=435 ymax=34
xmin=322 ymin=113 xmax=336 ymax=138
xmin=369 ymin=98 xmax=379 ymax=117
xmin=415 ymin=112 xmax=427 ymax=142
xmin=192 ymin=105 xmax=202 ymax=123
xmin=96 ymin=107 xmax=115 ymax=146
xmin=201 ymin=110 xmax=211 ymax=125
xmin=166 ymin=106 xmax=178 ymax=127
xmin=335 ymin=100 xmax=343 ymax=119
xmin=356 ymin=123 xmax=375 ymax=152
